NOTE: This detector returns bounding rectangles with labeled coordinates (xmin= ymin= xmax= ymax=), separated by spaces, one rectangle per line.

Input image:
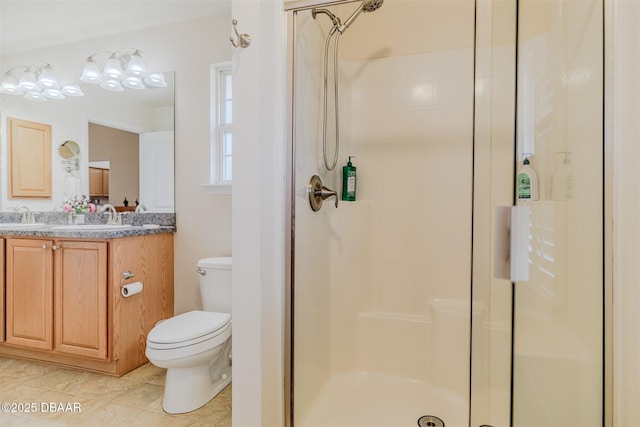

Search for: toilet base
xmin=162 ymin=363 xmax=232 ymax=414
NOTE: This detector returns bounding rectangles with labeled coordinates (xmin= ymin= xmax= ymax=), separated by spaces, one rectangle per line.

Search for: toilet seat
xmin=147 ymin=310 xmax=231 ymax=350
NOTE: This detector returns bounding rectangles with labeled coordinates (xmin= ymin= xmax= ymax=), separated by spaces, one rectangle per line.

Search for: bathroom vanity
xmin=0 ymin=224 xmax=174 ymax=376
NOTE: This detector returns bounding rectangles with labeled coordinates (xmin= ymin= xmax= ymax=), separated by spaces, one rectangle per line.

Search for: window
xmin=206 ymin=63 xmax=232 ymax=194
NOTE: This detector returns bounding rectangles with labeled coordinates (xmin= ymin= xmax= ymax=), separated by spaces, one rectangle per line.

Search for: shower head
xmin=363 ymin=0 xmax=384 ymax=12
xmin=338 ymin=0 xmax=383 ymax=33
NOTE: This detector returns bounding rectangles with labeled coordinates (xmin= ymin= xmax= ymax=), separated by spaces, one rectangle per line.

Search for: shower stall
xmin=285 ymin=1 xmax=606 ymax=426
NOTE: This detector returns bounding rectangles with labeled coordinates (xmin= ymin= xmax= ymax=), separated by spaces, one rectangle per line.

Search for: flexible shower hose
xmin=320 ymin=26 xmax=342 ymax=171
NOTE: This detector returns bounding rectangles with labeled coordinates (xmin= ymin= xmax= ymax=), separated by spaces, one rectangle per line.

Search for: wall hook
xmin=230 ymin=19 xmax=251 ymax=48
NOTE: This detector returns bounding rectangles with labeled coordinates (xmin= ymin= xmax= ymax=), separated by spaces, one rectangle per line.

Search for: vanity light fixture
xmin=80 ymin=48 xmax=167 ymax=92
xmin=0 ymin=63 xmax=84 ymax=101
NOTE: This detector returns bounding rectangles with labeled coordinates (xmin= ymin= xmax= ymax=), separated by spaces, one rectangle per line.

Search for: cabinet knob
xmin=52 ymin=245 xmax=60 ymax=251
xmin=42 ymin=244 xmax=50 ymax=250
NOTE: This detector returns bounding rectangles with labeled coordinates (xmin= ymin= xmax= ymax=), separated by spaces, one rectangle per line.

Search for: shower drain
xmin=417 ymin=415 xmax=444 ymax=427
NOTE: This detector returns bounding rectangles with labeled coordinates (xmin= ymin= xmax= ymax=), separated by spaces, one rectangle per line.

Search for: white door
xmin=139 ymin=131 xmax=174 ymax=212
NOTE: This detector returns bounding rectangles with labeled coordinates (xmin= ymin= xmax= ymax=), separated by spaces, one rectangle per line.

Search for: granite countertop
xmin=0 ymin=212 xmax=176 ymax=239
xmin=0 ymin=224 xmax=176 ymax=239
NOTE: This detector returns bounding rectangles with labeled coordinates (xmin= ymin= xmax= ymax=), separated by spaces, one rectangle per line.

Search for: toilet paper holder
xmin=120 ymin=270 xmax=143 ymax=297
xmin=121 ymin=270 xmax=135 ymax=287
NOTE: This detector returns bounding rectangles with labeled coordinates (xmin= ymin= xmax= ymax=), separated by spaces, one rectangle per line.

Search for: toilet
xmin=146 ymin=257 xmax=232 ymax=414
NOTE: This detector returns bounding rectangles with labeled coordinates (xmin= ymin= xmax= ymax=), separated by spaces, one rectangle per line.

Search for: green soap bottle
xmin=342 ymin=156 xmax=356 ymax=201
xmin=517 ymin=157 xmax=538 ymax=201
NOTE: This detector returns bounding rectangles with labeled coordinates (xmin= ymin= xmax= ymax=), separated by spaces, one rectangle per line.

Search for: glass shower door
xmin=511 ymin=1 xmax=604 ymax=425
xmin=471 ymin=0 xmax=605 ymax=426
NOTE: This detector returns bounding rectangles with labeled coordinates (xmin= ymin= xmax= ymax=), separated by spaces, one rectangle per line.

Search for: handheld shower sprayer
xmin=311 ymin=0 xmax=384 ymax=171
xmin=338 ymin=0 xmax=384 ymax=33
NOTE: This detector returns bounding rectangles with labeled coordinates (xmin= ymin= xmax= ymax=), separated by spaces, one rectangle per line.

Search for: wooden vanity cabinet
xmin=4 ymin=238 xmax=107 ymax=357
xmin=0 ymin=233 xmax=173 ymax=376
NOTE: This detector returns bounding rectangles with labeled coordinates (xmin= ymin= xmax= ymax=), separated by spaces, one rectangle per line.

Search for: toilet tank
xmin=197 ymin=257 xmax=232 ymax=313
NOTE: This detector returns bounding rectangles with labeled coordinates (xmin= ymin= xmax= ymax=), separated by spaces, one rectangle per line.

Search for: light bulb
xmin=18 ymin=70 xmax=38 ymax=90
xmin=61 ymin=84 xmax=84 ymax=96
xmin=122 ymin=76 xmax=145 ymax=89
xmin=126 ymin=51 xmax=146 ymax=76
xmin=23 ymin=90 xmax=47 ymax=102
xmin=80 ymin=59 xmax=101 ymax=83
xmin=43 ymin=88 xmax=65 ymax=99
xmin=143 ymin=72 xmax=167 ymax=88
xmin=100 ymin=79 xmax=124 ymax=92
xmin=38 ymin=65 xmax=59 ymax=88
xmin=0 ymin=74 xmax=24 ymax=95
xmin=103 ymin=55 xmax=123 ymax=80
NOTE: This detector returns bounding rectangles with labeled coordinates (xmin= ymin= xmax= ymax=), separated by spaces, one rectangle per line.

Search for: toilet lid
xmin=147 ymin=310 xmax=231 ymax=345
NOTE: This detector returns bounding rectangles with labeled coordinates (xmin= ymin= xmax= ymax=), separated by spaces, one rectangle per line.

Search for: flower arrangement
xmin=63 ymin=195 xmax=96 ymax=214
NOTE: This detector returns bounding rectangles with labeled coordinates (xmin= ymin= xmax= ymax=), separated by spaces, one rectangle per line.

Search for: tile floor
xmin=0 ymin=355 xmax=231 ymax=426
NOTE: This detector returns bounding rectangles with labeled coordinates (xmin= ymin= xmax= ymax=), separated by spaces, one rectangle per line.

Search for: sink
xmin=50 ymin=224 xmax=133 ymax=231
xmin=0 ymin=223 xmax=45 ymax=228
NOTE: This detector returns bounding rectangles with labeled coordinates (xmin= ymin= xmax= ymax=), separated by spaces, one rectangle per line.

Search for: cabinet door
xmin=5 ymin=238 xmax=53 ymax=350
xmin=89 ymin=167 xmax=103 ymax=197
xmin=54 ymin=241 xmax=107 ymax=359
xmin=8 ymin=118 xmax=52 ymax=198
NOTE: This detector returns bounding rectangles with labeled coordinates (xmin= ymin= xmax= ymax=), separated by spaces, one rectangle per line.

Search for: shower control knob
xmin=308 ymin=175 xmax=338 ymax=211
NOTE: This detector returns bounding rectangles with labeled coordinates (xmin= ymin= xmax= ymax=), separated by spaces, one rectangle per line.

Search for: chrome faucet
xmin=100 ymin=204 xmax=121 ymax=225
xmin=134 ymin=204 xmax=147 ymax=213
xmin=14 ymin=205 xmax=34 ymax=223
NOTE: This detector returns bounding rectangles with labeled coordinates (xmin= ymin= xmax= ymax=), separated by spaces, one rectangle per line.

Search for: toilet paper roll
xmin=121 ymin=281 xmax=143 ymax=297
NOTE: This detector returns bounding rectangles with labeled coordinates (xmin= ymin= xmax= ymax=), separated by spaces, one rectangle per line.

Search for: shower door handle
xmin=309 ymin=175 xmax=339 ymax=211
xmin=495 ymin=205 xmax=530 ymax=282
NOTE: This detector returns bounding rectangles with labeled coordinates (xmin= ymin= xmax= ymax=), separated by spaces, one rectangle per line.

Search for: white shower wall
xmin=293 ymin=6 xmax=475 ymax=420
xmin=334 ymin=49 xmax=475 ymax=380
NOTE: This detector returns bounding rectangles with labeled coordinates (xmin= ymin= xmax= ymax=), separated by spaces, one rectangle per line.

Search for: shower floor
xmin=297 ymin=371 xmax=468 ymax=427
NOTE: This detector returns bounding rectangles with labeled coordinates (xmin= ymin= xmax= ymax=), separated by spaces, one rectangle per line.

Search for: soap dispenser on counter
xmin=342 ymin=156 xmax=356 ymax=201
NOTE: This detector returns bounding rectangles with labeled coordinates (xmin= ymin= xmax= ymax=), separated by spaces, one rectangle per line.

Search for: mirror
xmin=0 ymin=69 xmax=175 ymax=213
xmin=59 ymin=140 xmax=80 ymax=159
xmin=0 ymin=4 xmax=177 ymax=213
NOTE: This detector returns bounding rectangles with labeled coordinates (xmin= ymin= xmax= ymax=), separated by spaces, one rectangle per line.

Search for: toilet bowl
xmin=145 ymin=257 xmax=232 ymax=414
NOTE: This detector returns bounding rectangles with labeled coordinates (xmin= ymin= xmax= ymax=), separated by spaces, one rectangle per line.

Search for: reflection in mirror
xmin=59 ymin=140 xmax=80 ymax=159
xmin=85 ymin=72 xmax=175 ymax=213
xmin=60 ymin=140 xmax=81 ymax=200
xmin=89 ymin=123 xmax=137 ymax=209
xmin=0 ymin=70 xmax=175 ymax=213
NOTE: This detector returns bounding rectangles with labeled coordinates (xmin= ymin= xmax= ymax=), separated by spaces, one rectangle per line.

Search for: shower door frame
xmin=284 ymin=3 xmax=370 ymax=427
xmin=284 ymin=0 xmax=479 ymax=424
xmin=507 ymin=1 xmax=612 ymax=425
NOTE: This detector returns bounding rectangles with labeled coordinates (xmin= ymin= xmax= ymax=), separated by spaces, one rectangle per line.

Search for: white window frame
xmin=204 ymin=62 xmax=232 ymax=195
